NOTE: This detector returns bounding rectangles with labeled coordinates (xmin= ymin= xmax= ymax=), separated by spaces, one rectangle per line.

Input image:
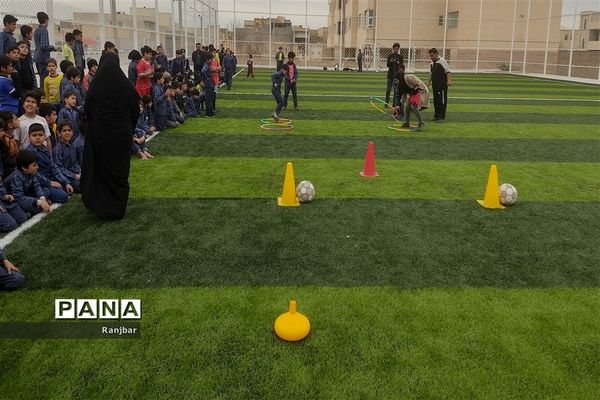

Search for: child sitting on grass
xmin=0 ymin=247 xmax=24 ymax=291
xmin=0 ymin=173 xmax=27 ymax=232
xmin=39 ymin=103 xmax=58 ymax=147
xmin=140 ymin=95 xmax=156 ymax=134
xmin=25 ymin=123 xmax=72 ymax=199
xmin=52 ymin=121 xmax=81 ymax=192
xmin=133 ymin=101 xmax=153 ymax=160
xmin=8 ymin=149 xmax=52 ymax=214
xmin=0 ymin=111 xmax=20 ymax=179
xmin=73 ymin=119 xmax=86 ymax=166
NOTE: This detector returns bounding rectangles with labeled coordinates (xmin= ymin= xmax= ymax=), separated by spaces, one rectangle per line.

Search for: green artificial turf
xmin=0 ymin=287 xmax=599 ymax=399
xmin=128 ymin=157 xmax=600 ymax=201
xmin=7 ymin=198 xmax=600 ymax=289
xmin=1 ymin=70 xmax=598 ymax=399
xmin=151 ymin=133 xmax=600 ymax=162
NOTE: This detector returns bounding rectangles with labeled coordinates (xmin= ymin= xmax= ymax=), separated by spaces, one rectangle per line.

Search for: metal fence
xmin=2 ymin=0 xmax=599 ymax=81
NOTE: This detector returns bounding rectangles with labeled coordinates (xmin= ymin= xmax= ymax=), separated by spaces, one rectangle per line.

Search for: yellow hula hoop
xmin=369 ymin=100 xmax=395 ymax=116
xmin=387 ymin=124 xmax=419 ymax=132
xmin=260 ymin=117 xmax=293 ymax=131
xmin=261 ymin=123 xmax=294 ymax=131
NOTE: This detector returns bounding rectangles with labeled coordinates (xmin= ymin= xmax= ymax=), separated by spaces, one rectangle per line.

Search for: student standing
xmin=428 ymin=48 xmax=452 ymax=123
xmin=17 ymin=41 xmax=36 ymax=91
xmin=62 ymin=33 xmax=75 ymax=64
xmin=271 ymin=64 xmax=289 ymax=121
xmin=136 ymin=46 xmax=154 ymax=97
xmin=283 ymin=52 xmax=299 ymax=111
xmin=246 ymin=54 xmax=254 ymax=78
xmin=43 ymin=58 xmax=62 ymax=107
xmin=0 ymin=15 xmax=18 ymax=57
xmin=72 ymin=29 xmax=85 ymax=78
xmin=222 ymin=49 xmax=236 ymax=90
xmin=33 ymin=12 xmax=55 ymax=87
xmin=201 ymin=54 xmax=216 ymax=118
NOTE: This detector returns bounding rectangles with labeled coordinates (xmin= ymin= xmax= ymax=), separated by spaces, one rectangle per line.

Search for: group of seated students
xmin=0 ymin=40 xmax=227 ymax=289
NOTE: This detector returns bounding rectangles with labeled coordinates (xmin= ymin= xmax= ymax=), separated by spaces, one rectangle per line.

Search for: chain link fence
xmin=1 ymin=0 xmax=599 ymax=81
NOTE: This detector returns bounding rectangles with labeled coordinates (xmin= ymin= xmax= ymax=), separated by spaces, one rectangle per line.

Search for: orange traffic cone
xmin=360 ymin=141 xmax=379 ymax=177
xmin=278 ymin=162 xmax=300 ymax=207
xmin=477 ymin=164 xmax=505 ymax=209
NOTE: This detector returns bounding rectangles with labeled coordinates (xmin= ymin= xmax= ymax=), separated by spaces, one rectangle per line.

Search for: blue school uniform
xmin=62 ymin=80 xmax=84 ymax=106
xmin=26 ymin=144 xmax=70 ymax=191
xmin=0 ymin=75 xmax=19 ymax=113
xmin=53 ymin=141 xmax=81 ymax=192
xmin=57 ymin=106 xmax=81 ymax=138
xmin=271 ymin=71 xmax=286 ymax=114
xmin=0 ymin=183 xmax=27 ymax=232
xmin=72 ymin=135 xmax=85 ymax=166
xmin=5 ymin=169 xmax=67 ymax=213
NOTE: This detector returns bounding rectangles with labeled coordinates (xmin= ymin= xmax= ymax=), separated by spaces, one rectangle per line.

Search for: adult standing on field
xmin=428 ymin=48 xmax=451 ymax=123
xmin=385 ymin=43 xmax=403 ymax=105
xmin=81 ymin=51 xmax=140 ymax=220
xmin=357 ymin=49 xmax=363 ymax=72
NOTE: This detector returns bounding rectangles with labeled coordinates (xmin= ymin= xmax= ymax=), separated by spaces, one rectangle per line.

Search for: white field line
xmin=219 ymin=67 xmax=247 ymax=88
xmin=0 ymin=204 xmax=61 ymax=248
xmin=220 ymin=92 xmax=600 ymax=102
xmin=0 ymin=130 xmax=163 ymax=249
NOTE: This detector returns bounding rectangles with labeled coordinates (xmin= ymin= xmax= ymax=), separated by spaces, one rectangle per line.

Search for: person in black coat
xmin=385 ymin=42 xmax=403 ymax=105
xmin=81 ymin=51 xmax=140 ymax=220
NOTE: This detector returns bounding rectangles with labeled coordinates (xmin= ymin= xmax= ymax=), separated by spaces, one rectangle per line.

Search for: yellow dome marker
xmin=477 ymin=164 xmax=505 ymax=209
xmin=277 ymin=162 xmax=300 ymax=207
xmin=274 ymin=300 xmax=311 ymax=342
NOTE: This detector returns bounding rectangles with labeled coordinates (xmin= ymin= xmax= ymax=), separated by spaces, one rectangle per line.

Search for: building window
xmin=564 ymin=34 xmax=569 ymax=40
xmin=337 ymin=21 xmax=341 ymax=35
xmin=582 ymin=38 xmax=585 ymax=48
xmin=344 ymin=16 xmax=352 ymax=32
xmin=447 ymin=11 xmax=459 ymax=29
xmin=365 ymin=10 xmax=375 ymax=28
xmin=583 ymin=19 xmax=587 ymax=30
xmin=438 ymin=16 xmax=444 ymax=26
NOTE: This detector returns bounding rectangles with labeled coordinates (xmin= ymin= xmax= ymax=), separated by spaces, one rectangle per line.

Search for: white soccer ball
xmin=499 ymin=183 xmax=518 ymax=205
xmin=296 ymin=181 xmax=316 ymax=203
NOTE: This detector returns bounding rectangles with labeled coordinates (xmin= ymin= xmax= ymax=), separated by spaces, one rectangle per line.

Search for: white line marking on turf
xmin=220 ymin=92 xmax=600 ymax=102
xmin=220 ymin=67 xmax=247 ymax=88
xmin=0 ymin=204 xmax=61 ymax=248
xmin=0 ymin=131 xmax=164 ymax=250
xmin=233 ymin=67 xmax=246 ymax=79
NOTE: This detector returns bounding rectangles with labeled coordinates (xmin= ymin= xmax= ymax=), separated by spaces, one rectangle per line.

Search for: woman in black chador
xmin=81 ymin=51 xmax=140 ymax=219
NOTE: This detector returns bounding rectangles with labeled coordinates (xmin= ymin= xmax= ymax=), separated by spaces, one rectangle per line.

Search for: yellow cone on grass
xmin=274 ymin=300 xmax=311 ymax=342
xmin=278 ymin=162 xmax=300 ymax=207
xmin=477 ymin=164 xmax=505 ymax=209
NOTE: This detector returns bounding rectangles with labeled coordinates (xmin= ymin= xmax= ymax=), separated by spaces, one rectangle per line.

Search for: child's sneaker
xmin=401 ymin=123 xmax=410 ymax=128
xmin=417 ymin=123 xmax=425 ymax=131
xmin=272 ymin=112 xmax=279 ymax=121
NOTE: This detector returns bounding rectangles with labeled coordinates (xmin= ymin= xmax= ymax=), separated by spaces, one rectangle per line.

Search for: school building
xmin=327 ymin=0 xmax=565 ymax=73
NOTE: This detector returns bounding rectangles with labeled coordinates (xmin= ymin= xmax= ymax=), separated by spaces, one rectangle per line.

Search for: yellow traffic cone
xmin=278 ymin=162 xmax=300 ymax=207
xmin=274 ymin=300 xmax=311 ymax=342
xmin=477 ymin=164 xmax=505 ymax=209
